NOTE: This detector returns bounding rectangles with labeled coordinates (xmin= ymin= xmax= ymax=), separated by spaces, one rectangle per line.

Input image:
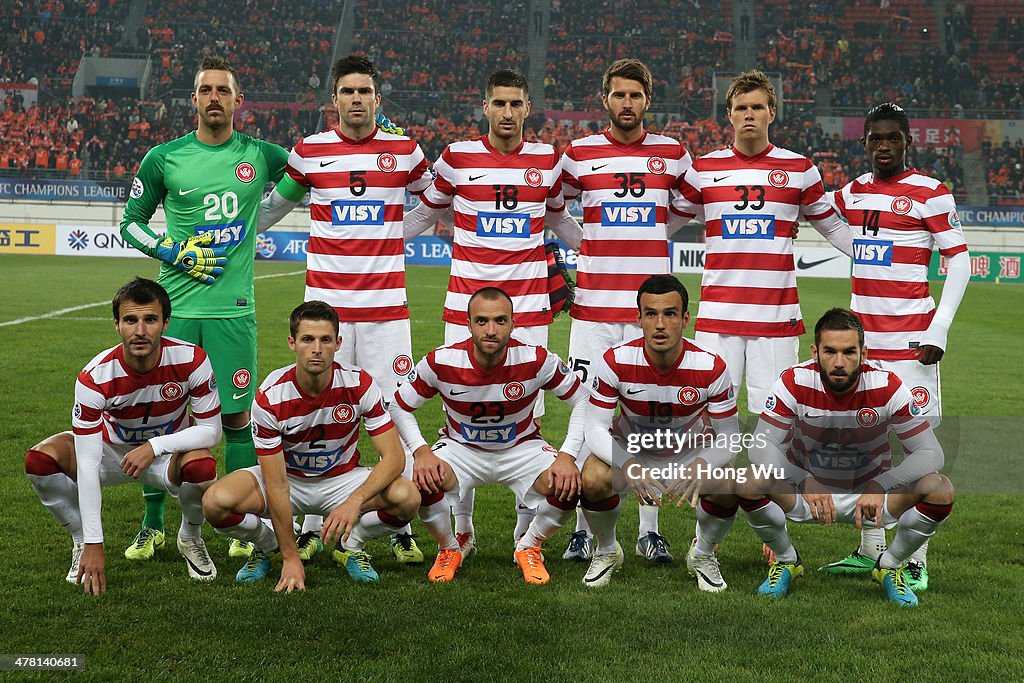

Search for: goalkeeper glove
xmin=375 ymin=112 xmax=405 ymax=135
xmin=156 ymin=233 xmax=227 ymax=284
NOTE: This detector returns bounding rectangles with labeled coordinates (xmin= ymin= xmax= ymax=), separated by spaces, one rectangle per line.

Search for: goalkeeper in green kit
xmin=119 ymin=56 xmax=289 ymax=561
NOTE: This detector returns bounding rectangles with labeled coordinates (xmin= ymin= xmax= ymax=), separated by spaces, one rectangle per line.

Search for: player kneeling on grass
xmin=389 ymin=287 xmax=588 ymax=585
xmin=202 ymin=301 xmax=419 ymax=589
xmin=737 ymin=308 xmax=954 ymax=606
xmin=26 ymin=278 xmax=221 ymax=595
xmin=579 ymin=275 xmax=745 ymax=590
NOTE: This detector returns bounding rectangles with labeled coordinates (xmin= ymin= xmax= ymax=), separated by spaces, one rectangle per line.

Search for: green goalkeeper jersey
xmin=120 ymin=131 xmax=289 ymax=317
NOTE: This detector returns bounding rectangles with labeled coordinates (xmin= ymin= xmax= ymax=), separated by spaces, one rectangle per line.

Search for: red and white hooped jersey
xmin=590 ymin=336 xmax=735 ymax=452
xmin=286 ymin=127 xmax=431 ymax=322
xmin=760 ymin=360 xmax=928 ymax=489
xmin=675 ymin=145 xmax=839 ymax=337
xmin=73 ymin=337 xmax=220 ymax=445
xmin=561 ymin=130 xmax=695 ymax=323
xmin=394 ymin=338 xmax=582 ymax=451
xmin=252 ymin=361 xmax=393 ymax=478
xmin=832 ymin=169 xmax=969 ymax=361
xmin=419 ymin=136 xmax=565 ymax=328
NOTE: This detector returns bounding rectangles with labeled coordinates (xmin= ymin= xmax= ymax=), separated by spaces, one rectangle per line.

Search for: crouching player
xmin=738 ymin=308 xmax=954 ymax=606
xmin=202 ymin=301 xmax=419 ymax=590
xmin=26 ymin=278 xmax=220 ymax=595
xmin=389 ymin=287 xmax=588 ymax=585
xmin=579 ymin=275 xmax=744 ymax=590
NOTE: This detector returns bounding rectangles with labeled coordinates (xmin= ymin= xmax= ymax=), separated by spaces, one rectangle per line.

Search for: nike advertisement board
xmin=672 ymin=243 xmax=851 ymax=279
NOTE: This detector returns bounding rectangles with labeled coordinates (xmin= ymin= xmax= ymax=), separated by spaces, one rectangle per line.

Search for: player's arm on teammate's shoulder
xmin=802 ymin=167 xmax=854 ymax=256
xmin=545 ymin=206 xmax=583 ymax=250
xmin=258 ymin=449 xmax=304 ymax=591
xmin=258 ymin=173 xmax=307 ymax=232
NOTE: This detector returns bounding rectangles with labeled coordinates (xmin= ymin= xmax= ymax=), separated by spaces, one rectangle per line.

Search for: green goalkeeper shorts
xmin=167 ymin=315 xmax=258 ymax=415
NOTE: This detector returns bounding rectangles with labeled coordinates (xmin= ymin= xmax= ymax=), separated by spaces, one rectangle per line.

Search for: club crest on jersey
xmin=235 ymin=162 xmax=256 ymax=183
xmin=601 ymin=202 xmax=656 ymax=227
xmin=476 ymin=212 xmax=530 ymax=238
xmin=333 ymin=404 xmax=355 ymax=424
xmin=161 ymin=382 xmax=183 ymax=401
xmin=765 ymin=395 xmax=776 ymax=411
xmin=503 ymin=382 xmax=526 ymax=401
xmin=196 ymin=220 xmax=246 ymax=247
xmin=130 ymin=177 xmax=144 ymax=199
xmin=891 ymin=196 xmax=913 ymax=215
xmin=393 ymin=355 xmax=412 ymax=375
xmin=647 ymin=156 xmax=666 ymax=174
xmin=377 ymin=153 xmax=397 ymax=173
xmin=853 ymin=238 xmax=893 ymax=266
xmin=769 ymin=170 xmax=790 ymax=188
xmin=857 ymin=407 xmax=879 ymax=427
xmin=232 ymin=369 xmax=251 ymax=389
xmin=678 ymin=386 xmax=700 ymax=406
xmin=911 ymin=386 xmax=930 ymax=411
xmin=460 ymin=422 xmax=517 ymax=443
xmin=721 ymin=214 xmax=775 ymax=239
xmin=524 ymin=167 xmax=543 ymax=187
xmin=331 ymin=200 xmax=385 ymax=226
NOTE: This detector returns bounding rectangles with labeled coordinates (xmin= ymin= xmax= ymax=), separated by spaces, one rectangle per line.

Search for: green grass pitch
xmin=1 ymin=255 xmax=1021 ymax=680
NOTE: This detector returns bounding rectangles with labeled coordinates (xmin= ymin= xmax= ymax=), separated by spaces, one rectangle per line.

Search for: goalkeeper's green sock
xmin=141 ymin=485 xmax=166 ymax=532
xmin=224 ymin=425 xmax=257 ymax=473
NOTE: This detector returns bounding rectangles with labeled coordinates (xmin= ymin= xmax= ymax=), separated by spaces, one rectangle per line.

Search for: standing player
xmin=403 ymin=69 xmax=582 ymax=554
xmin=673 ymin=69 xmax=853 ymax=415
xmin=558 ymin=58 xmax=698 ymax=564
xmin=25 ymin=279 xmax=220 ymax=595
xmin=579 ymin=275 xmax=744 ymax=590
xmin=819 ymin=103 xmax=970 ymax=589
xmin=120 ymin=56 xmax=289 ymax=561
xmin=389 ymin=288 xmax=589 ymax=585
xmin=202 ymin=301 xmax=420 ymax=587
xmin=738 ymin=308 xmax=954 ymax=606
xmin=258 ymin=54 xmax=433 ymax=565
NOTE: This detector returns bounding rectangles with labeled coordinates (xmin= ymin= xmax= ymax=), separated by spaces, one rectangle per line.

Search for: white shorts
xmin=432 ymin=437 xmax=558 ymax=509
xmin=568 ymin=319 xmax=642 ymax=385
xmin=870 ymin=358 xmax=941 ymax=418
xmin=444 ymin=322 xmax=549 ymax=417
xmin=244 ymin=464 xmax=373 ymax=517
xmin=94 ymin=441 xmax=177 ymax=495
xmin=694 ymin=332 xmax=798 ymax=413
xmin=335 ymin=319 xmax=413 ymax=401
xmin=787 ymin=491 xmax=899 ymax=529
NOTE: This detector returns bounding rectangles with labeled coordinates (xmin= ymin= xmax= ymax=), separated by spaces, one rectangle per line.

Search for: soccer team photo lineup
xmin=12 ymin=47 xmax=987 ymax=613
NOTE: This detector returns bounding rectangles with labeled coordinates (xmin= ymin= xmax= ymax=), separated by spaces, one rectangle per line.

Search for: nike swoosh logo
xmin=179 ymin=187 xmax=199 ymax=195
xmin=110 ymin=399 xmax=128 ymax=408
xmin=182 ymin=555 xmax=214 ymax=577
xmin=797 ymin=256 xmax=840 ymax=269
xmin=591 ymin=164 xmax=609 ymax=171
xmin=625 ymin=388 xmax=644 ymax=395
xmin=468 ymin=174 xmax=486 ymax=181
xmin=695 ymin=569 xmax=724 ymax=588
xmin=851 ymin=198 xmax=865 ymax=205
xmin=450 ymin=390 xmax=469 ymax=396
xmin=319 ymin=160 xmax=337 ymax=167
xmin=713 ymin=175 xmax=730 ymax=182
xmin=584 ymin=564 xmax=617 ymax=584
xmin=232 ymin=391 xmax=250 ymax=400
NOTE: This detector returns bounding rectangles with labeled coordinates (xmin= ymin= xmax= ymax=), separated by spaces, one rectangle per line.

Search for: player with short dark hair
xmin=119 ymin=56 xmax=290 ymax=562
xmin=579 ymin=275 xmax=743 ymax=590
xmin=739 ymin=308 xmax=954 ymax=606
xmin=26 ymin=278 xmax=222 ymax=594
xmin=258 ymin=53 xmax=434 ymax=565
xmin=202 ymin=301 xmax=420 ymax=588
xmin=389 ymin=288 xmax=589 ymax=585
xmin=818 ymin=102 xmax=970 ymax=589
xmin=558 ymin=58 xmax=699 ymax=565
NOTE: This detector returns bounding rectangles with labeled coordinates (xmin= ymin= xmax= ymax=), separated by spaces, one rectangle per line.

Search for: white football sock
xmin=742 ymin=498 xmax=798 ymax=564
xmin=517 ymin=499 xmax=572 ymax=550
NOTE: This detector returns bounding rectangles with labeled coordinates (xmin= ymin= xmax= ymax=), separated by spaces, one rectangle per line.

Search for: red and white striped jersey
xmin=285 ymin=127 xmax=432 ymax=322
xmin=394 ymin=338 xmax=582 ymax=451
xmin=832 ymin=169 xmax=969 ymax=361
xmin=251 ymin=361 xmax=393 ymax=478
xmin=419 ymin=136 xmax=565 ymax=327
xmin=72 ymin=337 xmax=220 ymax=446
xmin=675 ymin=145 xmax=840 ymax=337
xmin=590 ymin=336 xmax=736 ymax=454
xmin=561 ymin=131 xmax=695 ymax=323
xmin=760 ymin=360 xmax=929 ymax=489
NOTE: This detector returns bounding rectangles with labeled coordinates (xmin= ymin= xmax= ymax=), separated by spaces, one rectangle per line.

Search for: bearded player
xmin=120 ymin=56 xmax=289 ymax=562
